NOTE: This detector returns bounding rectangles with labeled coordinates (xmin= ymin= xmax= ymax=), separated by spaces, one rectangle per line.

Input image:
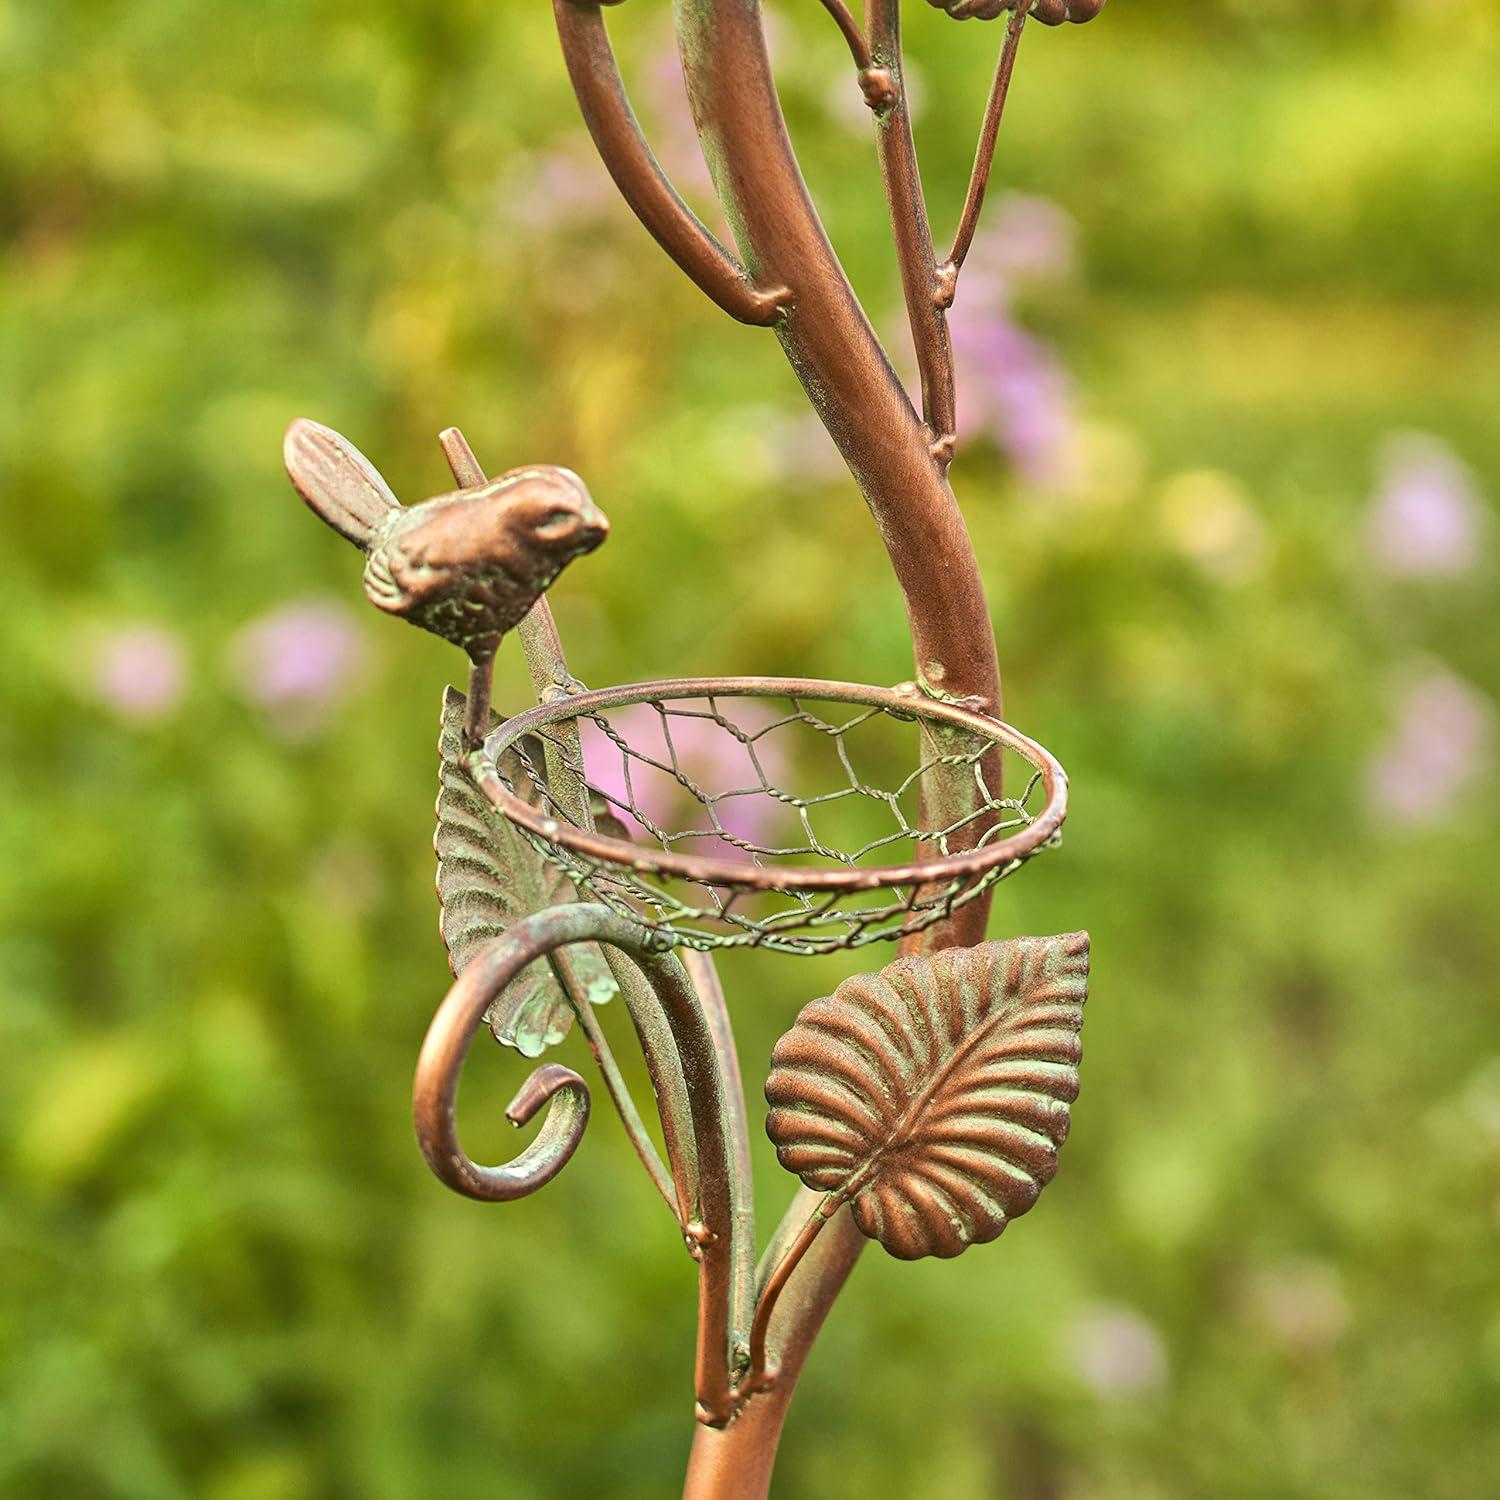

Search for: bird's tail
xmin=284 ymin=419 xmax=400 ymax=549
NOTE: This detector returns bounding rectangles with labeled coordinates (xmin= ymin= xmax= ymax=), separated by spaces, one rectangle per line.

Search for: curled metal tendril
xmin=414 ymin=953 xmax=592 ymax=1202
xmin=410 ymin=903 xmax=754 ymax=1428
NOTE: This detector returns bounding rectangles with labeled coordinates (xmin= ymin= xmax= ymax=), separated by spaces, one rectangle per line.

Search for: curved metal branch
xmin=553 ymin=0 xmax=790 ymax=327
xmin=415 ymin=1041 xmax=590 ymax=1203
xmin=816 ymin=0 xmax=873 ymax=71
xmin=868 ymin=0 xmax=956 ymax=465
xmin=412 ymin=905 xmax=755 ymax=1429
xmin=745 ymin=1192 xmax=839 ymax=1393
xmin=670 ymin=0 xmax=1003 ymax=948
xmin=943 ymin=7 xmax=1028 ymax=282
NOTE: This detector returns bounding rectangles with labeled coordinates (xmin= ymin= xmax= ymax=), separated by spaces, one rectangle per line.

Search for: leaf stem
xmin=744 ymin=1192 xmax=842 ymax=1394
xmin=462 ymin=652 xmax=495 ymax=749
xmin=684 ymin=948 xmax=756 ymax=1366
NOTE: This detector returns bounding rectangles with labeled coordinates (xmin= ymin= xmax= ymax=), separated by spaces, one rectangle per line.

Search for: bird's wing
xmin=284 ymin=419 xmax=400 ymax=549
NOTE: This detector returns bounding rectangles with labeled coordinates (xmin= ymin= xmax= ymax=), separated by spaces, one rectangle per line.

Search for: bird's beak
xmin=579 ymin=504 xmax=609 ymax=552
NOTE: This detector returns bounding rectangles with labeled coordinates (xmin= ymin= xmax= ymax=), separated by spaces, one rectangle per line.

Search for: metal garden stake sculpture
xmin=284 ymin=2 xmax=1103 ymax=1494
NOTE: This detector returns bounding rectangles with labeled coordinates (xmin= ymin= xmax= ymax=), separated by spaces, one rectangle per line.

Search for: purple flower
xmin=1367 ymin=433 xmax=1486 ymax=578
xmin=91 ymin=624 xmax=187 ymax=724
xmin=582 ymin=701 xmax=791 ymax=856
xmin=1064 ymin=1303 xmax=1168 ymax=1400
xmin=1365 ymin=667 xmax=1492 ymax=827
xmin=952 ymin=308 xmax=1075 ymax=485
xmin=229 ymin=599 xmax=367 ymax=737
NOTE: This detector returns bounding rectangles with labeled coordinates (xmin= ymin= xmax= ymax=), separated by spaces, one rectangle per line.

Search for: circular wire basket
xmin=471 ymin=677 xmax=1069 ymax=956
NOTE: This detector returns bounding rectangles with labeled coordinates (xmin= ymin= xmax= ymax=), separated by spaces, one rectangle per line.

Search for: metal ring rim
xmin=473 ymin=676 xmax=1069 ymax=895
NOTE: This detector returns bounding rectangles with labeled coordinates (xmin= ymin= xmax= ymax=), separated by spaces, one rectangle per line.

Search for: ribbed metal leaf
xmin=765 ymin=934 xmax=1089 ymax=1260
xmin=436 ymin=687 xmax=616 ymax=1057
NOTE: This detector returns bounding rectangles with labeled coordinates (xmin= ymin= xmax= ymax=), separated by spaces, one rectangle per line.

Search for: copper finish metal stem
xmin=868 ymin=0 xmax=956 ymax=464
xmin=413 ymin=905 xmax=754 ymax=1427
xmin=816 ymin=0 xmax=873 ymax=72
xmin=673 ymin=0 xmax=1003 ymax=940
xmin=553 ymin=948 xmax=682 ymax=1219
xmin=744 ymin=1193 xmax=837 ymax=1391
xmin=682 ymin=1192 xmax=867 ymax=1500
xmin=683 ymin=949 xmax=756 ymax=1346
xmin=552 ymin=0 xmax=790 ymax=327
xmin=462 ymin=653 xmax=495 ymax=749
xmin=945 ymin=8 xmax=1028 ymax=279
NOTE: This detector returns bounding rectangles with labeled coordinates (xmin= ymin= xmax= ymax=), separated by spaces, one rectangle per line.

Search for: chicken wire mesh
xmin=471 ymin=677 xmax=1069 ymax=955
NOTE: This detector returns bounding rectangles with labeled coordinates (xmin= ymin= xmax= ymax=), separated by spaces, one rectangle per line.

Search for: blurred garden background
xmin=3 ymin=1 xmax=1499 ymax=1495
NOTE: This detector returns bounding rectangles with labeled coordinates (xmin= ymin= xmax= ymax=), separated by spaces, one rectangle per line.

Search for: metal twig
xmin=684 ymin=948 xmax=756 ymax=1365
xmin=745 ymin=1193 xmax=841 ymax=1393
xmin=550 ymin=948 xmax=683 ymax=1222
xmin=868 ymin=0 xmax=956 ymax=467
xmin=816 ymin=0 xmax=873 ymax=72
xmin=943 ymin=8 xmax=1028 ymax=283
xmin=414 ymin=906 xmax=755 ymax=1428
xmin=552 ymin=0 xmax=790 ymax=327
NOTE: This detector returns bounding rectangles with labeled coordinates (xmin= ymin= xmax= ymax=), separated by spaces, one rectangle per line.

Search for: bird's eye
xmin=533 ymin=508 xmax=576 ymax=540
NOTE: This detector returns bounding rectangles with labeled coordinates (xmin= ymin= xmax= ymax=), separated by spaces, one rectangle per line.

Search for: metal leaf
xmin=765 ymin=934 xmax=1089 ymax=1260
xmin=436 ymin=687 xmax=617 ymax=1057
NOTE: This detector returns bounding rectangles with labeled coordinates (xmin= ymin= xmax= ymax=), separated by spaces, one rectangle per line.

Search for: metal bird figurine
xmin=284 ymin=419 xmax=608 ymax=745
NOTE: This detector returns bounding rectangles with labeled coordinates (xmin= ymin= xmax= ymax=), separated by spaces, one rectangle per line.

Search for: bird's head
xmin=492 ymin=467 xmax=610 ymax=563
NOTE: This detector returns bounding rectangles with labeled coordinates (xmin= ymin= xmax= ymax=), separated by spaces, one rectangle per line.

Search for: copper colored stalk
xmin=667 ymin=0 xmax=1003 ymax=947
xmin=945 ymin=8 xmax=1029 ymax=279
xmin=413 ymin=904 xmax=755 ymax=1428
xmin=682 ymin=1188 xmax=866 ymax=1500
xmin=683 ymin=948 xmax=756 ymax=1352
xmin=551 ymin=1 xmax=789 ymax=327
xmin=868 ymin=0 xmax=957 ymax=464
xmin=817 ymin=0 xmax=873 ymax=73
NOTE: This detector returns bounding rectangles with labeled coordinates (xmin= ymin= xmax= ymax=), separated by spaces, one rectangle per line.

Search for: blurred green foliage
xmin=3 ymin=1 xmax=1498 ymax=1496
